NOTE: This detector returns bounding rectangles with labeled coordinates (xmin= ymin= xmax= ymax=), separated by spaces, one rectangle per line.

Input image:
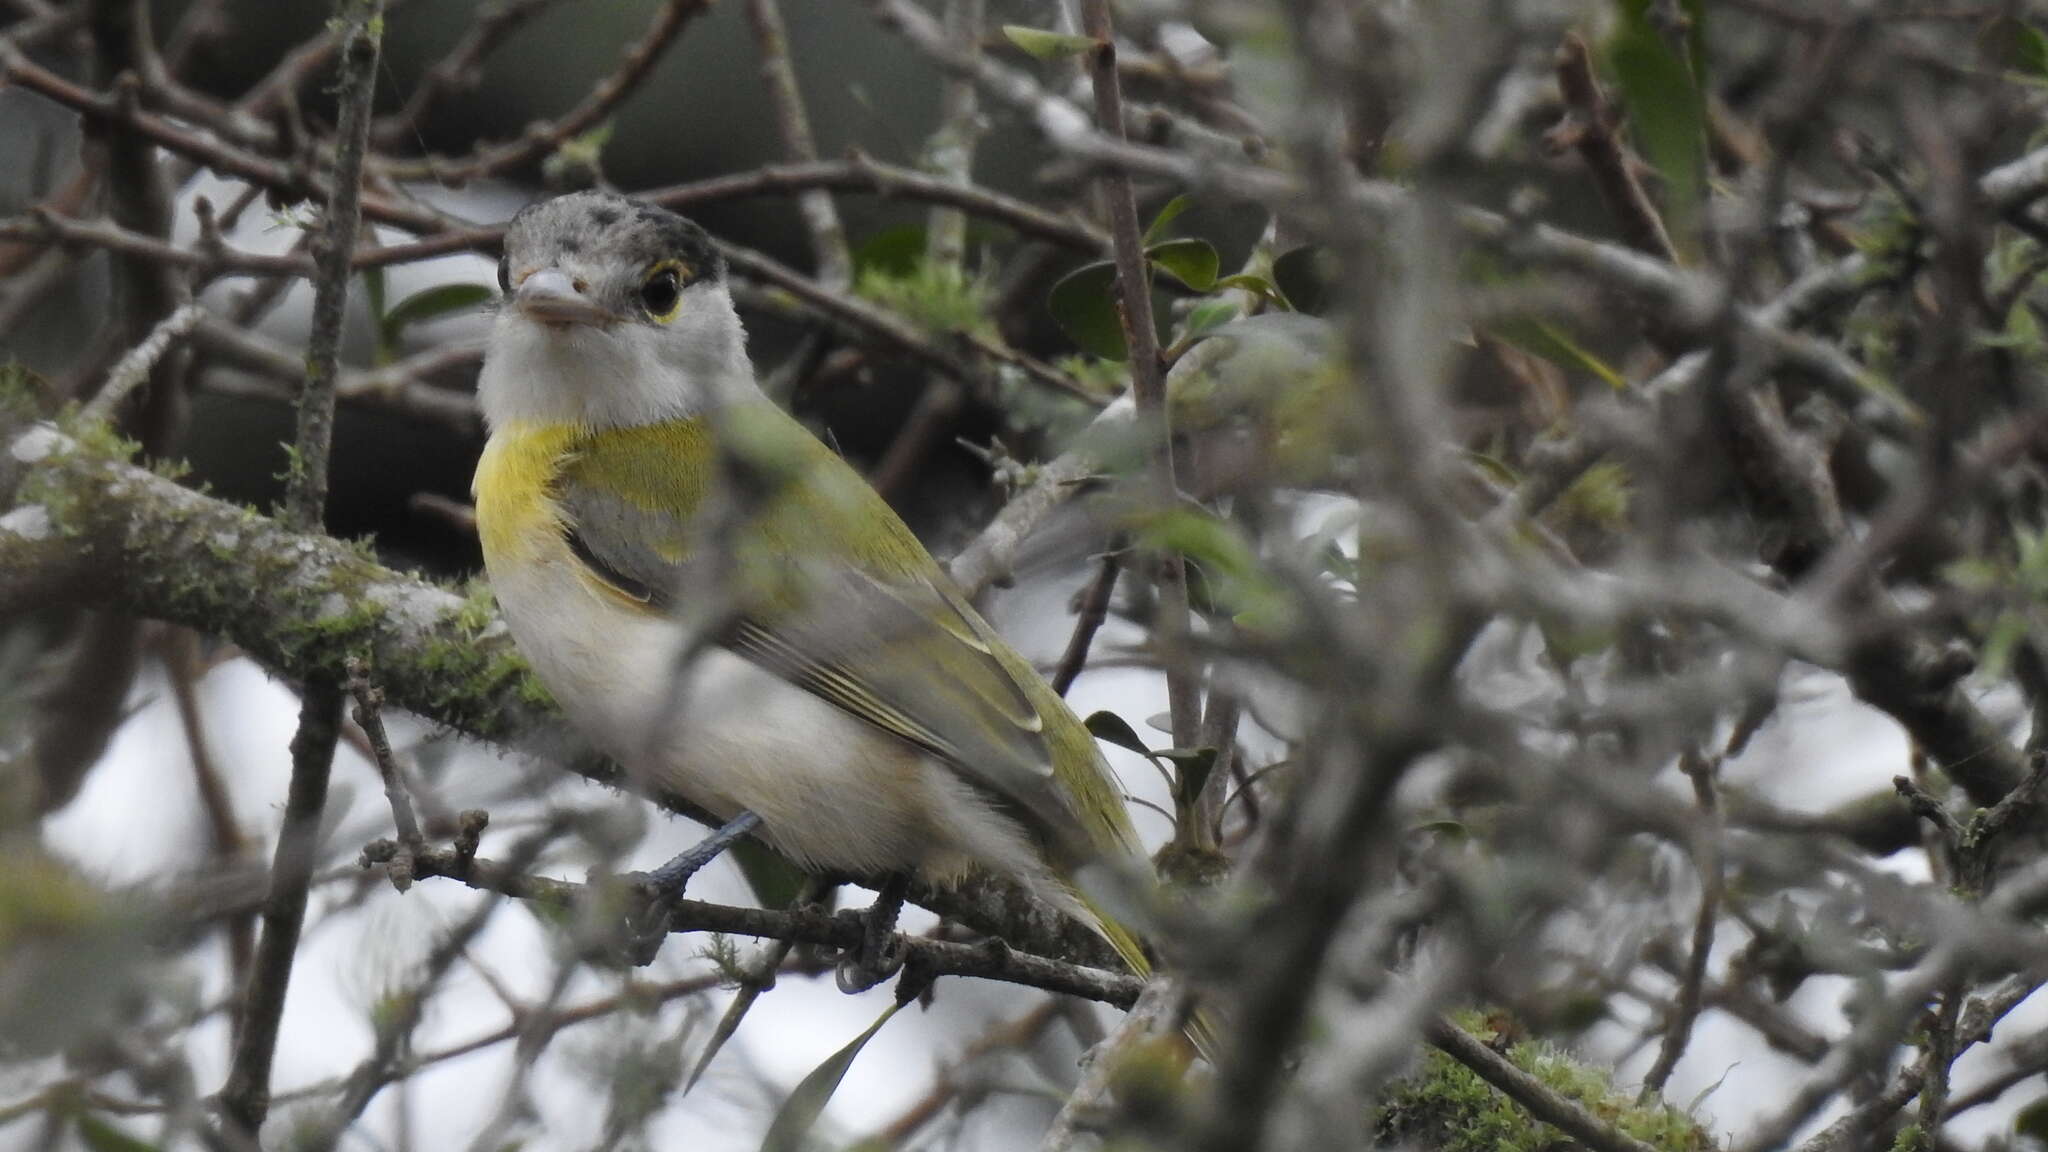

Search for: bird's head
xmin=480 ymin=191 xmax=753 ymax=429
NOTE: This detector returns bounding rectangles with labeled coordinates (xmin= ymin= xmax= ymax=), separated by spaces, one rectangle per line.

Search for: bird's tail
xmin=1090 ymin=904 xmax=1222 ymax=1064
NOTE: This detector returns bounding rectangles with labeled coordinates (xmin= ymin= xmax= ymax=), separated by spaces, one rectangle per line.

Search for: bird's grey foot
xmin=624 ymin=810 xmax=763 ymax=965
xmin=835 ymin=874 xmax=910 ymax=993
xmin=645 ymin=809 xmax=763 ymax=895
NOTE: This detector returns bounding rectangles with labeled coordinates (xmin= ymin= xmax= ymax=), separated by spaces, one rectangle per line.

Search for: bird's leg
xmin=624 ymin=810 xmax=762 ymax=965
xmin=645 ymin=809 xmax=763 ymax=895
xmin=835 ymin=873 xmax=910 ymax=993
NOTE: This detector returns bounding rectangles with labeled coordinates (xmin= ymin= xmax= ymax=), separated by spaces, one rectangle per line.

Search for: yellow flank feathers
xmin=471 ymin=421 xmax=583 ymax=565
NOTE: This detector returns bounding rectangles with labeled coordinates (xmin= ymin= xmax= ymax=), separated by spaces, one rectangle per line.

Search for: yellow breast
xmin=472 ymin=421 xmax=583 ymax=565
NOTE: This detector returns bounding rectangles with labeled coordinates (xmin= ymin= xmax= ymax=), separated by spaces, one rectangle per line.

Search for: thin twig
xmin=372 ymin=0 xmax=567 ymax=148
xmin=346 ymin=656 xmax=424 ymax=886
xmin=1549 ymin=31 xmax=1680 ymax=264
xmin=82 ymin=0 xmax=183 ymax=433
xmin=1894 ymin=774 xmax=1963 ymax=846
xmin=949 ymin=395 xmax=1130 ymax=598
xmin=923 ymin=0 xmax=984 ymax=273
xmin=681 ymin=874 xmax=829 ymax=1092
xmin=1040 ymin=978 xmax=1186 ymax=1151
xmin=401 ymin=847 xmax=1146 ymax=1006
xmin=217 ymin=2 xmax=384 ymax=1140
xmin=0 ymin=210 xmax=314 ymax=279
xmin=218 ymin=679 xmax=345 ymax=1141
xmin=281 ymin=9 xmax=381 ymax=533
xmin=80 ymin=302 xmax=205 ymax=424
xmin=742 ymin=0 xmax=850 ymax=289
xmin=163 ymin=628 xmax=253 ymax=1036
xmin=349 ymin=156 xmax=1110 ymax=265
xmin=720 ymin=239 xmax=1099 ymax=406
xmin=189 ymin=317 xmax=482 ymax=434
xmin=381 ymin=0 xmax=712 ymax=183
xmin=1638 ymin=749 xmax=1723 ymax=1100
xmin=867 ymin=1000 xmax=1063 ymax=1146
xmin=1078 ymin=0 xmax=1199 ymax=752
xmin=1051 ymin=546 xmax=1121 ymax=696
xmin=305 ymin=825 xmax=562 ymax=1150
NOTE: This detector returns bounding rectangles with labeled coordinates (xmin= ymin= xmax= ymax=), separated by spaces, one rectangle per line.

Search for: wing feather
xmin=547 ymin=413 xmax=1090 ymax=851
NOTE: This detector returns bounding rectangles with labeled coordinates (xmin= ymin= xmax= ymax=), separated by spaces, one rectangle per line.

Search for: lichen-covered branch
xmin=0 ymin=418 xmax=1117 ymax=966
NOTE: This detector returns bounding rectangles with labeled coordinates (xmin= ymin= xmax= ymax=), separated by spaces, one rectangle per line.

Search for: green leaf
xmin=362 ymin=265 xmax=388 ymax=324
xmin=853 ymin=225 xmax=927 ymax=277
xmin=1085 ymin=710 xmax=1154 ymax=758
xmin=2008 ymin=21 xmax=2048 ymax=78
xmin=1143 ymin=507 xmax=1260 ymax=585
xmin=382 ymin=283 xmax=493 ymax=344
xmin=1049 ymin=261 xmax=1128 ymax=361
xmin=77 ymin=1115 xmax=163 ymax=1152
xmin=2017 ymin=1097 xmax=2048 ymax=1144
xmin=1142 ymin=194 xmax=1191 ymax=246
xmin=1982 ymin=612 xmax=2026 ymax=679
xmin=1463 ymin=450 xmax=1519 ymax=488
xmin=1212 ymin=273 xmax=1285 ymax=304
xmin=1179 ymin=297 xmax=1241 ymax=343
xmin=1491 ymin=319 xmax=1627 ymax=390
xmin=729 ymin=838 xmax=807 ymax=912
xmin=759 ymin=1000 xmax=906 ymax=1152
xmin=1607 ymin=0 xmax=1708 ymax=258
xmin=1272 ymin=247 xmax=1332 ymax=314
xmin=1158 ymin=746 xmax=1219 ymax=803
xmin=363 ymin=266 xmax=392 ymax=365
xmin=1001 ymin=24 xmax=1098 ymax=61
xmin=1540 ymin=617 xmax=1617 ymax=665
xmin=1147 ymin=237 xmax=1219 ymax=292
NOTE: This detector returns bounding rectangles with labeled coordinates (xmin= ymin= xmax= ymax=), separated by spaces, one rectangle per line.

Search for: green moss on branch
xmin=0 ymin=417 xmax=574 ymax=759
xmin=1378 ymin=1016 xmax=1719 ymax=1152
xmin=0 ymin=413 xmax=1114 ymax=965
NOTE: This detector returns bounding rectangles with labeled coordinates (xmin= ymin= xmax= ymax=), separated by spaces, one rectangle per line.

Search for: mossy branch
xmin=0 ymin=414 xmax=1116 ymax=967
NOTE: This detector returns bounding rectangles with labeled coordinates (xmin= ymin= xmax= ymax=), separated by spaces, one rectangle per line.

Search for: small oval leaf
xmin=1158 ymin=746 xmax=1219 ymax=803
xmin=1179 ymin=297 xmax=1241 ymax=342
xmin=1002 ymin=24 xmax=1099 ymax=61
xmin=1084 ymin=710 xmax=1154 ymax=758
xmin=77 ymin=1115 xmax=163 ymax=1152
xmin=383 ymin=282 xmax=494 ymax=339
xmin=1143 ymin=194 xmax=1191 ymax=246
xmin=1272 ymin=247 xmax=1332 ymax=315
xmin=1049 ymin=261 xmax=1128 ymax=361
xmin=1212 ymin=272 xmax=1284 ymax=304
xmin=1147 ymin=238 xmax=1219 ymax=292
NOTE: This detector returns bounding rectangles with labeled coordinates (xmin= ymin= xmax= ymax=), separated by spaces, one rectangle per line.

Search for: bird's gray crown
xmin=498 ymin=191 xmax=726 ymax=297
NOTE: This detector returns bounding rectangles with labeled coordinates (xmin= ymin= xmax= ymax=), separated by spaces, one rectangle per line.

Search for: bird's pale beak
xmin=514 ymin=269 xmax=612 ymax=327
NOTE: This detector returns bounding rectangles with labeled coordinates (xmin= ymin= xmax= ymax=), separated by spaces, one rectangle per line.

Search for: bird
xmin=470 ymin=190 xmax=1155 ymax=992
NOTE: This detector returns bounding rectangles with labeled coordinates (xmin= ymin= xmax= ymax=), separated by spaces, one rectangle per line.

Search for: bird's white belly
xmin=490 ymin=546 xmax=1038 ymax=882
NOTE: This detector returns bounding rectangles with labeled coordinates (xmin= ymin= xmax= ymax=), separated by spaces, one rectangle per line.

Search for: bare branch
xmin=381 ymin=0 xmax=713 ymax=183
xmin=220 ymin=2 xmax=384 ymax=1138
xmin=743 ymin=0 xmax=851 ymax=288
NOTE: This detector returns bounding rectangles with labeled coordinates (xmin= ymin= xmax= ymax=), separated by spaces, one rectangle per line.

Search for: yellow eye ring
xmin=639 ymin=260 xmax=686 ymax=322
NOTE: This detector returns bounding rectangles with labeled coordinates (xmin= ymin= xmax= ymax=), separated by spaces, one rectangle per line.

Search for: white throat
xmin=477 ymin=285 xmax=760 ymax=430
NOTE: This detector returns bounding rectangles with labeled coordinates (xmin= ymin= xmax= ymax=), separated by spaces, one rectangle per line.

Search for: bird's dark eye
xmin=639 ymin=264 xmax=683 ymax=321
xmin=496 ymin=256 xmax=510 ymax=293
